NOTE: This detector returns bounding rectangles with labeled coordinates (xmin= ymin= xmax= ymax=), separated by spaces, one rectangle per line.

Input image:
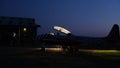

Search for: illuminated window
xmin=23 ymin=28 xmax=27 ymax=32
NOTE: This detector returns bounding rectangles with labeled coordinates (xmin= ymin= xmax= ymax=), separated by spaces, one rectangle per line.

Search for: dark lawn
xmin=0 ymin=47 xmax=120 ymax=68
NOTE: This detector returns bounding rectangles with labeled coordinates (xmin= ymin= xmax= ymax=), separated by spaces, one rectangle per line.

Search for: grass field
xmin=0 ymin=47 xmax=120 ymax=68
xmin=79 ymin=49 xmax=120 ymax=60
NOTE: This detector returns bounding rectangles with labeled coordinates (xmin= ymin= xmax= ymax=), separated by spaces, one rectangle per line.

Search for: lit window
xmin=23 ymin=28 xmax=27 ymax=32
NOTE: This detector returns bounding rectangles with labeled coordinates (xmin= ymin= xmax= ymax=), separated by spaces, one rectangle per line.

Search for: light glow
xmin=45 ymin=48 xmax=63 ymax=52
xmin=50 ymin=32 xmax=54 ymax=35
xmin=13 ymin=32 xmax=16 ymax=37
xmin=79 ymin=49 xmax=119 ymax=53
xmin=23 ymin=28 xmax=27 ymax=31
xmin=54 ymin=26 xmax=71 ymax=34
xmin=35 ymin=48 xmax=63 ymax=52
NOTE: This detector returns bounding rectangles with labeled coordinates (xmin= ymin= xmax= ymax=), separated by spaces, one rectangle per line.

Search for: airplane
xmin=77 ymin=24 xmax=120 ymax=50
xmin=37 ymin=24 xmax=120 ymax=52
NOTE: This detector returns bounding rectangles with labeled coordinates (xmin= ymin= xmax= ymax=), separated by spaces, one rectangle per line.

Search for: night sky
xmin=0 ymin=0 xmax=120 ymax=37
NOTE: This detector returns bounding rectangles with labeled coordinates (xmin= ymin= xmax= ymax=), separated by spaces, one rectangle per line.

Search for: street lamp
xmin=18 ymin=27 xmax=27 ymax=45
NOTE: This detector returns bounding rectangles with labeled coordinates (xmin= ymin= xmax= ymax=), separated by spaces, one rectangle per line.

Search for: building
xmin=0 ymin=16 xmax=40 ymax=46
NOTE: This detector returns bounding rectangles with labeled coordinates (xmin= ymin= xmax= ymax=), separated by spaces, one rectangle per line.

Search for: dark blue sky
xmin=0 ymin=0 xmax=120 ymax=37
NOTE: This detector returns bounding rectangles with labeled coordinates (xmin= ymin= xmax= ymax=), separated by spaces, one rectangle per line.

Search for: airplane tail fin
xmin=105 ymin=24 xmax=120 ymax=41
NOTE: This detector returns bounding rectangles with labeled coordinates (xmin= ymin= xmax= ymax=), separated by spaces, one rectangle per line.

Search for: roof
xmin=0 ymin=16 xmax=40 ymax=27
